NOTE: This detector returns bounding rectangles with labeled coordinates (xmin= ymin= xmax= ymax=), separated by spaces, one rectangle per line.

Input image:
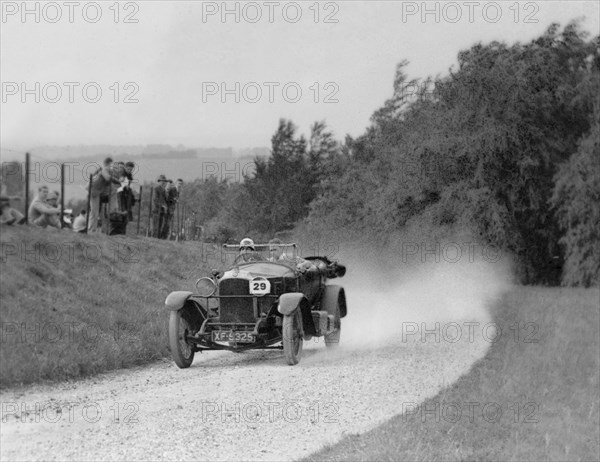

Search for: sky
xmin=1 ymin=0 xmax=599 ymax=156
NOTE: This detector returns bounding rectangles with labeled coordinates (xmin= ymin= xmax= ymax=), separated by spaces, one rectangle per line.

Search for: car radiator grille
xmin=219 ymin=279 xmax=255 ymax=323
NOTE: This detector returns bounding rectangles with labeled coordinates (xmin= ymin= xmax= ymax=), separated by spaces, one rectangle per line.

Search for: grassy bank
xmin=0 ymin=226 xmax=219 ymax=388
xmin=305 ymin=286 xmax=600 ymax=461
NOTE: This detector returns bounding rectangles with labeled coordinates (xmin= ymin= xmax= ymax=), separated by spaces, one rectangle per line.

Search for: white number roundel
xmin=249 ymin=277 xmax=271 ymax=295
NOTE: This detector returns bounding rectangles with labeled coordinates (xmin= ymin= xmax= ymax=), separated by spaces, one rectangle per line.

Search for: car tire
xmin=283 ymin=310 xmax=303 ymax=365
xmin=325 ymin=301 xmax=341 ymax=348
xmin=169 ymin=310 xmax=195 ymax=368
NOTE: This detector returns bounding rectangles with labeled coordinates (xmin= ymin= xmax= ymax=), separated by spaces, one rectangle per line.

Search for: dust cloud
xmin=320 ymin=245 xmax=513 ymax=351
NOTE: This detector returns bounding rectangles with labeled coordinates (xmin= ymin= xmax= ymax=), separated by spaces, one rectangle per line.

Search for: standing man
xmin=121 ymin=162 xmax=136 ymax=220
xmin=152 ymin=175 xmax=169 ymax=238
xmin=163 ymin=180 xmax=175 ymax=239
xmin=106 ymin=161 xmax=136 ymax=236
xmin=108 ymin=162 xmax=127 ymax=215
xmin=88 ymin=157 xmax=117 ymax=233
xmin=164 ymin=178 xmax=183 ymax=239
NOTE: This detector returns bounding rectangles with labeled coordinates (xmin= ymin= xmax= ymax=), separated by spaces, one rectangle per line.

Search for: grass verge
xmin=304 ymin=286 xmax=600 ymax=461
xmin=0 ymin=225 xmax=220 ymax=388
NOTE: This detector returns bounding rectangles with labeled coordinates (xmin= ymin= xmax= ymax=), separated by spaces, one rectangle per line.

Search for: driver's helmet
xmin=239 ymin=237 xmax=255 ymax=251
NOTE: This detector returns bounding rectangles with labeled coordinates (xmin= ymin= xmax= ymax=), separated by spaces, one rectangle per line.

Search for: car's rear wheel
xmin=169 ymin=310 xmax=195 ymax=368
xmin=325 ymin=301 xmax=341 ymax=348
xmin=282 ymin=310 xmax=303 ymax=365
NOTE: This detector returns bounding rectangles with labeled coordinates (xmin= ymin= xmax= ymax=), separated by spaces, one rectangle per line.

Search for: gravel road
xmin=1 ymin=326 xmax=489 ymax=461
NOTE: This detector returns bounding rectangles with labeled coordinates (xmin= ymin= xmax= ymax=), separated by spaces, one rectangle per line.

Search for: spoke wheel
xmin=169 ymin=310 xmax=195 ymax=368
xmin=282 ymin=310 xmax=303 ymax=365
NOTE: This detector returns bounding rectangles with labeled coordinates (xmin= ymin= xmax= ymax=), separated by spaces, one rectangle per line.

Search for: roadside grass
xmin=305 ymin=286 xmax=600 ymax=461
xmin=0 ymin=225 xmax=220 ymax=388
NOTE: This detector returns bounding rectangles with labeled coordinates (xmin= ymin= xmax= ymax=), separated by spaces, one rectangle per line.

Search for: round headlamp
xmin=195 ymin=277 xmax=217 ymax=297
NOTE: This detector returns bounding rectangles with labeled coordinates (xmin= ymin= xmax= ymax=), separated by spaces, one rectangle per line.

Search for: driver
xmin=238 ymin=237 xmax=259 ymax=263
xmin=268 ymin=238 xmax=313 ymax=272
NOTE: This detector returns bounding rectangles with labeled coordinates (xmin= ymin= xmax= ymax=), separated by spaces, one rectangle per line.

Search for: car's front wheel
xmin=169 ymin=310 xmax=195 ymax=368
xmin=282 ymin=310 xmax=303 ymax=365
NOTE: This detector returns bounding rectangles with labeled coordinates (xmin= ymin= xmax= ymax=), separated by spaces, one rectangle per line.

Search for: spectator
xmin=72 ymin=210 xmax=87 ymax=233
xmin=88 ymin=157 xmax=117 ymax=233
xmin=28 ymin=186 xmax=62 ymax=228
xmin=63 ymin=210 xmax=74 ymax=229
xmin=1 ymin=200 xmax=25 ymax=225
xmin=123 ymin=161 xmax=134 ymax=181
xmin=45 ymin=191 xmax=62 ymax=228
xmin=108 ymin=162 xmax=127 ymax=214
xmin=164 ymin=181 xmax=174 ymax=239
xmin=97 ymin=157 xmax=114 ymax=211
xmin=0 ymin=184 xmax=25 ymax=225
xmin=105 ymin=161 xmax=132 ymax=236
xmin=152 ymin=175 xmax=169 ymax=238
xmin=121 ymin=162 xmax=136 ymax=220
xmin=164 ymin=179 xmax=183 ymax=239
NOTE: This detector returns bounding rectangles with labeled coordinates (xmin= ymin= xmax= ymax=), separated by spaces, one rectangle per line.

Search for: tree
xmin=551 ymin=97 xmax=600 ymax=286
xmin=304 ymin=21 xmax=598 ymax=284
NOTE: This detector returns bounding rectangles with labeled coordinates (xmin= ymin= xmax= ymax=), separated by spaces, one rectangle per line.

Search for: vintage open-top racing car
xmin=166 ymin=242 xmax=347 ymax=366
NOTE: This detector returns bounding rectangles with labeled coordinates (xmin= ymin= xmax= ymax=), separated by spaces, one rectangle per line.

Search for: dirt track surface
xmin=1 ymin=332 xmax=488 ymax=462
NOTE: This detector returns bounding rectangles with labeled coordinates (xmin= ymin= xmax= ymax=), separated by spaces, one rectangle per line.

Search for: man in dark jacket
xmin=88 ymin=157 xmax=115 ymax=233
xmin=120 ymin=162 xmax=136 ymax=220
xmin=164 ymin=178 xmax=183 ymax=239
xmin=152 ymin=175 xmax=168 ymax=238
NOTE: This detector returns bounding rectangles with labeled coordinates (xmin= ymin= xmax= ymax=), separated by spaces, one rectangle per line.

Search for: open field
xmin=305 ymin=286 xmax=600 ymax=461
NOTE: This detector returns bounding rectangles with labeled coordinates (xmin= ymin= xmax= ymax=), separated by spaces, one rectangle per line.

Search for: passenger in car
xmin=268 ymin=238 xmax=313 ymax=272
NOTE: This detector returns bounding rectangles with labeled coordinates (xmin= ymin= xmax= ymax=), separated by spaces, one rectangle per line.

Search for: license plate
xmin=212 ymin=330 xmax=256 ymax=343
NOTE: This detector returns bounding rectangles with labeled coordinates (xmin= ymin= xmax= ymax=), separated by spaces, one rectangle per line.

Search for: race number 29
xmin=249 ymin=277 xmax=271 ymax=295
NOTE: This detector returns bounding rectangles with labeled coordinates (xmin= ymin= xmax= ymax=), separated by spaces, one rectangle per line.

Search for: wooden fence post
xmin=60 ymin=163 xmax=65 ymax=229
xmin=136 ymin=185 xmax=142 ymax=235
xmin=24 ymin=153 xmax=30 ymax=224
xmin=85 ymin=173 xmax=92 ymax=233
xmin=147 ymin=186 xmax=153 ymax=237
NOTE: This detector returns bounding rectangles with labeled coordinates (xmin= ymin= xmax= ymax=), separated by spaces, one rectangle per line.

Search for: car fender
xmin=277 ymin=293 xmax=307 ymax=316
xmin=164 ymin=291 xmax=194 ymax=311
xmin=278 ymin=293 xmax=317 ymax=336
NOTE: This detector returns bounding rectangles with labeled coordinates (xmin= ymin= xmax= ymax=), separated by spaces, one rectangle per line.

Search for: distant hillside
xmin=1 ymin=148 xmax=265 ymax=202
xmin=1 ymin=145 xmax=269 ymax=161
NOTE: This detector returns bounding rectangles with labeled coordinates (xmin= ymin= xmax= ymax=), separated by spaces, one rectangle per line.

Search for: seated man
xmin=268 ymin=238 xmax=313 ymax=272
xmin=72 ymin=210 xmax=87 ymax=233
xmin=45 ymin=191 xmax=62 ymax=228
xmin=28 ymin=186 xmax=62 ymax=228
xmin=0 ymin=190 xmax=25 ymax=225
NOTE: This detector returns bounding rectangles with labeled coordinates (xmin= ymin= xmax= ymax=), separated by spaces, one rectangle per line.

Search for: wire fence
xmin=1 ymin=150 xmax=203 ymax=241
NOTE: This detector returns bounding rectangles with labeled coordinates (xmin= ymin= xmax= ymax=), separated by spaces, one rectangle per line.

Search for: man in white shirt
xmin=28 ymin=186 xmax=62 ymax=228
xmin=72 ymin=210 xmax=87 ymax=233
